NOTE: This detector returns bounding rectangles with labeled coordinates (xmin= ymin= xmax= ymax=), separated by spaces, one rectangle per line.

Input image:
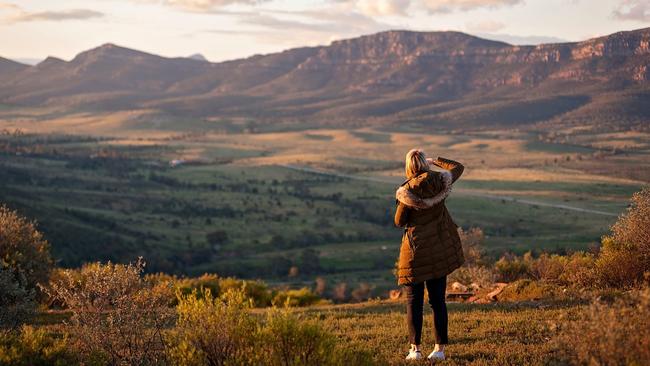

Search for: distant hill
xmin=0 ymin=57 xmax=29 ymax=83
xmin=188 ymin=53 xmax=208 ymax=62
xmin=1 ymin=28 xmax=650 ymax=131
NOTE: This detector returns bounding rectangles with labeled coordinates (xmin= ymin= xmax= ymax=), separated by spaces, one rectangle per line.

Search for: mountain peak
xmin=188 ymin=53 xmax=208 ymax=62
xmin=36 ymin=56 xmax=66 ymax=68
xmin=0 ymin=56 xmax=29 ymax=75
xmin=72 ymin=43 xmax=160 ymax=64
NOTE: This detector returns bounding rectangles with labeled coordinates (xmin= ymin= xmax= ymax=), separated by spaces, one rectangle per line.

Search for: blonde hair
xmin=405 ymin=149 xmax=429 ymax=179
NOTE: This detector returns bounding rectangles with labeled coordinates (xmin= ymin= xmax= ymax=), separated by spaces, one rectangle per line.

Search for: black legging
xmin=404 ymin=276 xmax=448 ymax=345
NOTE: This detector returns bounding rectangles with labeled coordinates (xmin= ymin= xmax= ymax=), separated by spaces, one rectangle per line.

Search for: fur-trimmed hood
xmin=395 ymin=169 xmax=452 ymax=210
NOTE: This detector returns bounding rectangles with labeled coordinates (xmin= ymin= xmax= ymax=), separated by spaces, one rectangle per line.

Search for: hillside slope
xmin=1 ymin=28 xmax=650 ymax=130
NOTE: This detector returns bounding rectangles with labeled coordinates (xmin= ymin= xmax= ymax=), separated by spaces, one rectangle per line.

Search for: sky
xmin=1 ymin=0 xmax=649 ymax=64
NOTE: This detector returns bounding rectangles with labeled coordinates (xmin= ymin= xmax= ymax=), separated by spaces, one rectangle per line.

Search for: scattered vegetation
xmin=45 ymin=259 xmax=173 ymax=365
xmin=0 ymin=205 xmax=52 ymax=331
xmin=593 ymin=187 xmax=650 ymax=288
xmin=554 ymin=289 xmax=650 ymax=365
xmin=0 ymin=165 xmax=648 ymax=365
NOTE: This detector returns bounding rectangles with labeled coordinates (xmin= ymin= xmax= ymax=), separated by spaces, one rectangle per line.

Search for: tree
xmin=299 ymin=249 xmax=322 ymax=275
xmin=0 ymin=205 xmax=53 ymax=331
xmin=206 ymin=230 xmax=229 ymax=247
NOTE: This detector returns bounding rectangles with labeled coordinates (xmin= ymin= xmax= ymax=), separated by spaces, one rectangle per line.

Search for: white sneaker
xmin=405 ymin=350 xmax=423 ymax=361
xmin=427 ymin=350 xmax=445 ymax=362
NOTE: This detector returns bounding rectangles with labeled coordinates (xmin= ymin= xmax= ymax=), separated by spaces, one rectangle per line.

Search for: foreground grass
xmin=287 ymin=300 xmax=584 ymax=366
xmin=34 ymin=299 xmax=585 ymax=365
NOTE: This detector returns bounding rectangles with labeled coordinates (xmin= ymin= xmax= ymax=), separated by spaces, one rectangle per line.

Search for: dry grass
xmin=292 ymin=299 xmax=584 ymax=366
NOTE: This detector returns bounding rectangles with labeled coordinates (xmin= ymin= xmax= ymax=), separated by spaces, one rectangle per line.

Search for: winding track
xmin=279 ymin=164 xmax=619 ymax=217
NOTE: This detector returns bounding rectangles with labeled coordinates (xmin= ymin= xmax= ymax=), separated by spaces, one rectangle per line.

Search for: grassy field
xmin=31 ymin=295 xmax=585 ymax=366
xmin=0 ymin=117 xmax=647 ymax=293
xmin=288 ymin=299 xmax=584 ymax=365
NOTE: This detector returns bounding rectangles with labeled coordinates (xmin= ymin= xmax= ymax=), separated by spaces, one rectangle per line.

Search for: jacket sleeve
xmin=431 ymin=157 xmax=464 ymax=183
xmin=394 ymin=201 xmax=409 ymax=227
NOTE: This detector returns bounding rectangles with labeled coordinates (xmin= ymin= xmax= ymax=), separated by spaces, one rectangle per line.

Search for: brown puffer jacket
xmin=394 ymin=157 xmax=465 ymax=285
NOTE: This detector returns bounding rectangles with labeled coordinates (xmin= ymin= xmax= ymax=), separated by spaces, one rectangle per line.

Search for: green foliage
xmin=169 ymin=287 xmax=373 ymax=366
xmin=0 ymin=326 xmax=78 ymax=366
xmin=0 ymin=268 xmax=35 ymax=333
xmin=497 ymin=279 xmax=563 ymax=302
xmin=0 ymin=205 xmax=52 ymax=330
xmin=259 ymin=310 xmax=337 ymax=366
xmin=218 ymin=277 xmax=273 ymax=307
xmin=495 ymin=253 xmax=532 ymax=282
xmin=145 ymin=273 xmax=280 ymax=308
xmin=168 ymin=288 xmax=257 ymax=366
xmin=271 ymin=287 xmax=322 ymax=307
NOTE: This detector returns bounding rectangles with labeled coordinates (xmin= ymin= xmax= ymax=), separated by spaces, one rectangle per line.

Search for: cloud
xmin=12 ymin=9 xmax=104 ymax=22
xmin=612 ymin=0 xmax=650 ymax=21
xmin=421 ymin=0 xmax=522 ymax=13
xmin=138 ymin=0 xmax=270 ymax=11
xmin=348 ymin=0 xmax=412 ymax=16
xmin=199 ymin=6 xmax=393 ymax=49
xmin=0 ymin=3 xmax=104 ymax=22
xmin=466 ymin=19 xmax=505 ymax=32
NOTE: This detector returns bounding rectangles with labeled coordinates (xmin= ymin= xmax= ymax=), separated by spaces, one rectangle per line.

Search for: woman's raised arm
xmin=429 ymin=157 xmax=464 ymax=183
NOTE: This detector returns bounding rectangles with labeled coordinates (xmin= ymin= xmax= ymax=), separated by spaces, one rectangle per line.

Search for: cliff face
xmin=0 ymin=28 xmax=649 ymax=125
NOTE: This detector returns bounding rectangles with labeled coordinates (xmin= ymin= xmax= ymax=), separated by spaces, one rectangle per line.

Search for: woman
xmin=394 ymin=149 xmax=464 ymax=362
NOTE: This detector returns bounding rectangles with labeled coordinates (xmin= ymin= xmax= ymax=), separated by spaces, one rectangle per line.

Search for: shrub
xmin=593 ymin=187 xmax=650 ymax=288
xmin=45 ymin=258 xmax=173 ymax=365
xmin=557 ymin=252 xmax=596 ymax=287
xmin=448 ymin=265 xmax=496 ymax=288
xmin=350 ymin=282 xmax=374 ymax=303
xmin=0 ymin=326 xmax=78 ymax=366
xmin=0 ymin=205 xmax=53 ymax=330
xmin=259 ymin=310 xmax=374 ymax=366
xmin=495 ymin=253 xmax=532 ymax=282
xmin=259 ymin=309 xmax=336 ymax=366
xmin=0 ymin=205 xmax=53 ymax=291
xmin=169 ymin=288 xmax=373 ymax=366
xmin=554 ymin=289 xmax=650 ymax=365
xmin=272 ymin=287 xmax=322 ymax=307
xmin=610 ymin=187 xmax=650 ymax=251
xmin=458 ymin=227 xmax=486 ymax=266
xmin=168 ymin=288 xmax=257 ymax=366
xmin=496 ymin=279 xmax=563 ymax=302
xmin=218 ymin=277 xmax=273 ymax=307
xmin=0 ymin=268 xmax=36 ymax=333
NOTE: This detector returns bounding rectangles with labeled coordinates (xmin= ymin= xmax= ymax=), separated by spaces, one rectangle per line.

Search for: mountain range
xmin=1 ymin=28 xmax=650 ymax=131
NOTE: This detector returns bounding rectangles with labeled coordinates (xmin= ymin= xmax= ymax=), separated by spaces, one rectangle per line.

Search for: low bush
xmin=496 ymin=279 xmax=563 ymax=302
xmin=0 ymin=205 xmax=53 ymax=330
xmin=593 ymin=187 xmax=650 ymax=288
xmin=0 ymin=326 xmax=78 ymax=366
xmin=495 ymin=253 xmax=532 ymax=282
xmin=448 ymin=265 xmax=497 ymax=288
xmin=272 ymin=287 xmax=322 ymax=307
xmin=458 ymin=227 xmax=486 ymax=266
xmin=169 ymin=287 xmax=374 ymax=366
xmin=554 ymin=289 xmax=650 ymax=365
xmin=260 ymin=310 xmax=336 ymax=366
xmin=218 ymin=277 xmax=273 ymax=307
xmin=0 ymin=268 xmax=36 ymax=333
xmin=168 ymin=288 xmax=257 ymax=366
xmin=45 ymin=258 xmax=173 ymax=366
